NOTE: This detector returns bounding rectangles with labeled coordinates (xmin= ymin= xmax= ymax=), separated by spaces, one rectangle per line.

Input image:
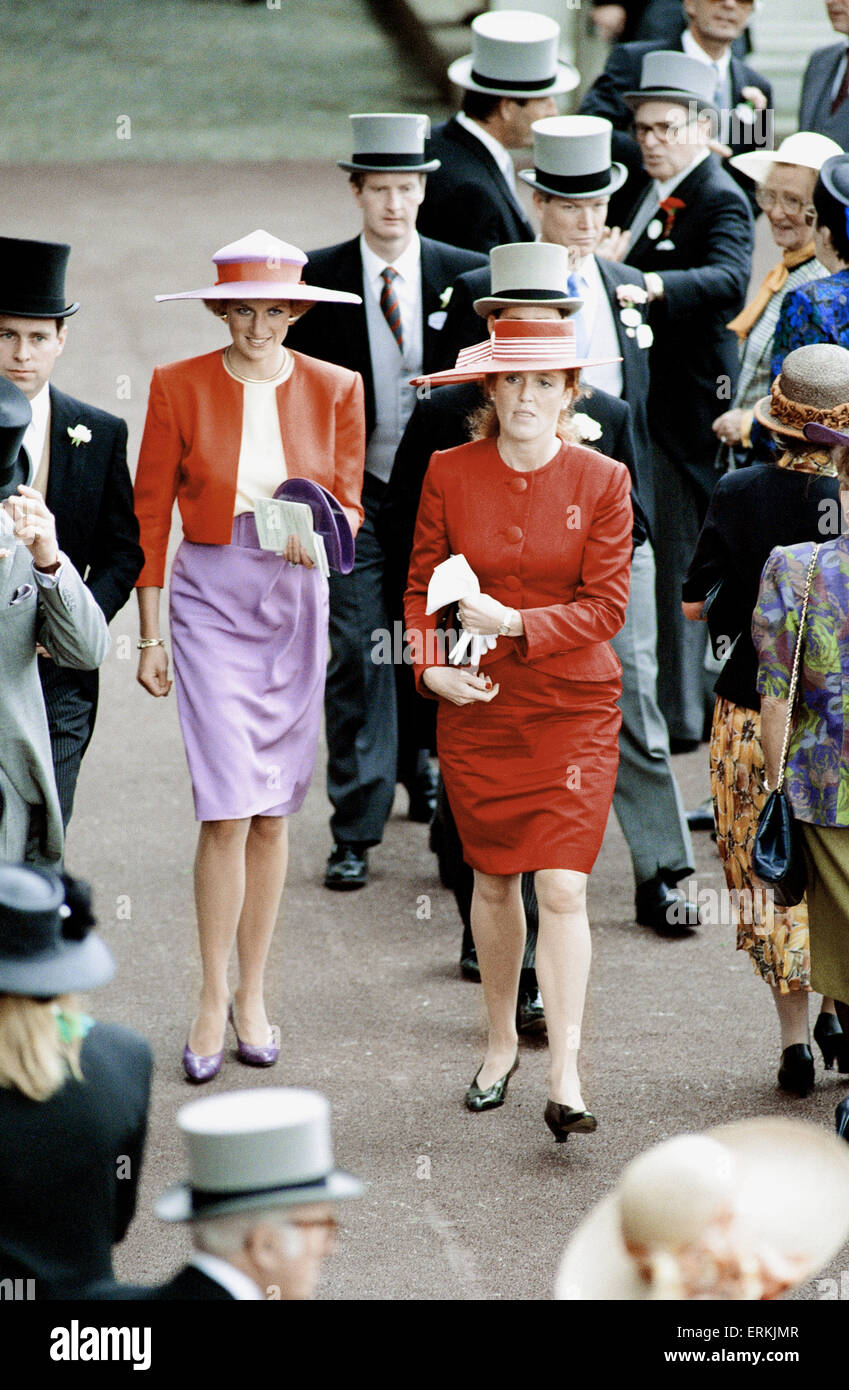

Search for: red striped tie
xmin=380 ymin=266 xmax=404 ymax=353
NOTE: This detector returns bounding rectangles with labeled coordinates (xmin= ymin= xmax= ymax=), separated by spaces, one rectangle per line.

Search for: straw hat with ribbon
xmin=155 ymin=230 xmax=362 ymax=309
xmin=410 ymin=317 xmax=620 ymax=390
xmin=753 ymin=343 xmax=849 ymax=441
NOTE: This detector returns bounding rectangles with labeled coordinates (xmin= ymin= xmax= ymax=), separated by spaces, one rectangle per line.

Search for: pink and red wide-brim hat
xmin=155 ymin=230 xmax=361 ymax=307
xmin=410 ymin=318 xmax=620 ymax=388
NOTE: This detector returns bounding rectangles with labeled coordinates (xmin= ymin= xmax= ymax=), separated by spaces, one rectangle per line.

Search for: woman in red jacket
xmin=405 ymin=316 xmax=632 ymax=1140
xmin=133 ymin=231 xmax=364 ymax=1082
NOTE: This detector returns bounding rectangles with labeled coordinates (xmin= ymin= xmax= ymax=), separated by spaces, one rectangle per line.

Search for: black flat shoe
xmin=460 ymin=947 xmax=480 ymax=982
xmin=323 ymin=844 xmax=368 ymax=891
xmin=465 ymin=1056 xmax=518 ymax=1112
xmin=836 ymin=1098 xmax=849 ymax=1141
xmin=544 ymin=1101 xmax=597 ymax=1142
xmin=686 ymin=803 xmax=715 ymax=832
xmin=778 ymin=1043 xmax=815 ymax=1096
xmin=814 ymin=1011 xmax=849 ymax=1073
xmin=635 ymin=876 xmax=700 ymax=934
xmin=517 ymin=985 xmax=546 ymax=1035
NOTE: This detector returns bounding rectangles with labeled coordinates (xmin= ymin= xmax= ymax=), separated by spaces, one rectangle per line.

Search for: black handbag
xmin=752 ymin=545 xmax=819 ymax=908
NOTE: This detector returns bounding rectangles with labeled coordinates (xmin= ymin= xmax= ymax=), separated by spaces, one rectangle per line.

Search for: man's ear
xmin=819 ymin=223 xmax=835 ymax=255
xmin=55 ymin=325 xmax=67 ymax=356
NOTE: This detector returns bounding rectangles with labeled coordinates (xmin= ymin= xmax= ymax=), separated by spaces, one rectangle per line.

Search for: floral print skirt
xmin=709 ymin=697 xmax=810 ymax=992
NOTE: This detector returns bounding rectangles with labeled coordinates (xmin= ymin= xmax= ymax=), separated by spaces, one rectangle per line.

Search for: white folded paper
xmin=253 ymin=497 xmax=329 ymax=577
xmin=426 ymin=553 xmax=497 ymax=667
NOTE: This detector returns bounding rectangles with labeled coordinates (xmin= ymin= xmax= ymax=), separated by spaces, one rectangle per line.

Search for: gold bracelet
xmin=137 ymin=637 xmax=164 ymax=649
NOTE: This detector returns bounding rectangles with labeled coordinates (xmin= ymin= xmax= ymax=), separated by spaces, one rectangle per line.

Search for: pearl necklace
xmin=224 ymin=345 xmax=287 ymax=383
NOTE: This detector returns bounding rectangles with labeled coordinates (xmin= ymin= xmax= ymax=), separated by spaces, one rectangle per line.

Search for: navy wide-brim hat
xmin=275 ymin=478 xmax=355 ymax=574
xmin=0 ymin=237 xmax=80 ymax=318
xmin=819 ymin=152 xmax=849 ymax=208
xmin=0 ymin=865 xmax=114 ymax=997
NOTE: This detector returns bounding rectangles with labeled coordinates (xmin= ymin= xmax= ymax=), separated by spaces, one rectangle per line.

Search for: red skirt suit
xmin=404 ymin=437 xmax=632 ymax=874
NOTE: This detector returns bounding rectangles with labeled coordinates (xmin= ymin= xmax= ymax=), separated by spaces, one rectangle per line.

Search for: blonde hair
xmin=0 ymin=994 xmax=84 ymax=1102
xmin=467 ymin=369 xmax=586 ymax=444
xmin=833 ymin=443 xmax=849 ymax=488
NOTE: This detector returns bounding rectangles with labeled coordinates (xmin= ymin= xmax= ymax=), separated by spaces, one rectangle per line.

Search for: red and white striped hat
xmin=155 ymin=230 xmax=361 ymax=306
xmin=410 ymin=318 xmax=620 ymax=388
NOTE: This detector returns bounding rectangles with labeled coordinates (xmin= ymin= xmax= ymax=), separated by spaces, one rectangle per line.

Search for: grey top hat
xmin=0 ymin=866 xmax=114 ymax=998
xmin=518 ymin=115 xmax=628 ymax=200
xmin=754 ymin=343 xmax=849 ymax=441
xmin=338 ymin=113 xmax=441 ymax=174
xmin=472 ymin=242 xmax=583 ymax=317
xmin=623 ymin=51 xmax=717 ymax=113
xmin=157 ymin=1087 xmax=364 ymax=1222
xmin=448 ymin=10 xmax=579 ymax=100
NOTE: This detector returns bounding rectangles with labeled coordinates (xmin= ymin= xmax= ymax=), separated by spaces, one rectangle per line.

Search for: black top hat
xmin=0 ymin=376 xmax=32 ymax=496
xmin=0 ymin=237 xmax=80 ymax=318
xmin=0 ymin=866 xmax=114 ymax=997
xmin=819 ymin=153 xmax=849 ymax=207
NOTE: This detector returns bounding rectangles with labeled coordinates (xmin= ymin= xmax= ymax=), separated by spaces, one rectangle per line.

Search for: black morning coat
xmin=623 ymin=153 xmax=754 ymax=513
xmin=417 ymin=117 xmax=537 ymax=255
xmin=285 ymin=233 xmax=487 ymax=441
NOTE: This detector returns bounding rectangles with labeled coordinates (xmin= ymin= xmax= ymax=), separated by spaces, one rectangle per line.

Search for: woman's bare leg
xmin=470 ymin=870 xmax=524 ymax=1089
xmin=535 ymin=868 xmax=591 ymax=1110
xmin=190 ymin=817 xmax=251 ymax=1054
xmin=233 ymin=814 xmax=288 ymax=1044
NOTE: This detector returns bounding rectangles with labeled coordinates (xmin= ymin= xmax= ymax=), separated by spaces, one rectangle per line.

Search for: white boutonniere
xmin=439 ymin=286 xmax=453 ymax=309
xmin=573 ymin=412 xmax=603 ymax=443
xmin=733 ymin=101 xmax=755 ymax=125
xmin=67 ymin=423 xmax=92 ymax=447
xmin=647 ymin=219 xmax=663 ymax=241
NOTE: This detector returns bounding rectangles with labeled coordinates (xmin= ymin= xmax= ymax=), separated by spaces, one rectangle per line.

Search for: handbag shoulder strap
xmin=776 ymin=543 xmax=820 ymax=791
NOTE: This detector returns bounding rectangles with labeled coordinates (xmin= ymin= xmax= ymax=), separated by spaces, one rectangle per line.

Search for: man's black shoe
xmin=460 ymin=947 xmax=480 ymax=981
xmin=324 ymin=844 xmax=368 ymax=891
xmin=635 ymin=876 xmax=700 ymax=934
xmin=517 ymin=985 xmax=546 ymax=1035
xmin=669 ymin=736 xmax=700 ymax=754
xmin=686 ymin=801 xmax=715 ymax=832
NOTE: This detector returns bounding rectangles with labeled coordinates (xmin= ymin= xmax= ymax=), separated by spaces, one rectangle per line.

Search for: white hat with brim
xmin=155 ymin=229 xmax=362 ymax=308
xmin=411 ymin=317 xmax=619 ymax=389
xmin=156 ymin=1087 xmax=365 ymax=1223
xmin=447 ymin=10 xmax=579 ymax=99
xmin=731 ymin=131 xmax=844 ymax=185
xmin=555 ymin=1118 xmax=849 ymax=1300
xmin=472 ymin=241 xmax=583 ymax=318
xmin=337 ymin=113 xmax=441 ymax=174
xmin=623 ymin=50 xmax=717 ymax=114
xmin=518 ymin=115 xmax=628 ymax=200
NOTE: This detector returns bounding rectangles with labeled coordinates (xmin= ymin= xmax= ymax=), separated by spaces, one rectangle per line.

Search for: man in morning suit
xmin=799 ymin=0 xmax=849 ymax=149
xmin=621 ymin=52 xmax=753 ymax=747
xmin=285 ymin=116 xmax=486 ymax=890
xmin=580 ymin=0 xmax=771 ymax=225
xmin=0 ymin=238 xmax=143 ymax=827
xmin=417 ymin=9 xmax=578 ymax=254
xmin=97 ymin=1087 xmax=362 ymax=1301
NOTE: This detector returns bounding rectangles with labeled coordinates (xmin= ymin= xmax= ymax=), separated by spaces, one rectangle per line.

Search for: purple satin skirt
xmin=169 ymin=514 xmax=328 ymax=821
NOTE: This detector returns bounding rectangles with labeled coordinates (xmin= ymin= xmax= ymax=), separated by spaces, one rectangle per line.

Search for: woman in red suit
xmin=133 ymin=231 xmax=364 ymax=1082
xmin=405 ymin=317 xmax=632 ymax=1140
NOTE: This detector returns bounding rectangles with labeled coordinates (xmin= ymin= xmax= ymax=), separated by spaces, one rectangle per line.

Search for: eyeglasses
xmin=632 ymin=118 xmax=697 ymax=144
xmin=755 ymin=187 xmax=816 ymax=222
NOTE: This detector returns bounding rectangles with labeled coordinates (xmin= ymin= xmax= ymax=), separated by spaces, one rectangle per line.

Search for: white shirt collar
xmin=682 ymin=28 xmax=731 ymax=83
xmin=455 ymin=111 xmax=516 ymax=186
xmin=654 ymin=146 xmax=710 ymax=201
xmin=190 ymin=1251 xmax=264 ymax=1301
xmin=360 ymin=231 xmax=421 ymax=287
xmin=22 ymin=381 xmax=50 ymax=482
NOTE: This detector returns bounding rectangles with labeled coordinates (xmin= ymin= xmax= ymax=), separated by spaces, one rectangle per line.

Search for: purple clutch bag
xmin=274 ymin=478 xmax=355 ymax=575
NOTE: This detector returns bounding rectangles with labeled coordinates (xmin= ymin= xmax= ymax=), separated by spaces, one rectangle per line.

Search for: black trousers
xmin=39 ymin=661 xmax=97 ymax=829
xmin=325 ymin=478 xmax=398 ymax=848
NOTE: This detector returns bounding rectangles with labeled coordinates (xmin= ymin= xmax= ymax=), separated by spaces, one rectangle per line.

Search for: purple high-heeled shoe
xmin=229 ymin=1004 xmax=279 ymax=1067
xmin=182 ymin=1041 xmax=223 ymax=1084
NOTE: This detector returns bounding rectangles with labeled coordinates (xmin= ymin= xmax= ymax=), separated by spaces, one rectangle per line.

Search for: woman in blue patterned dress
xmin=753 ymin=410 xmax=849 ymax=1140
xmin=771 ymin=154 xmax=849 ymax=377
